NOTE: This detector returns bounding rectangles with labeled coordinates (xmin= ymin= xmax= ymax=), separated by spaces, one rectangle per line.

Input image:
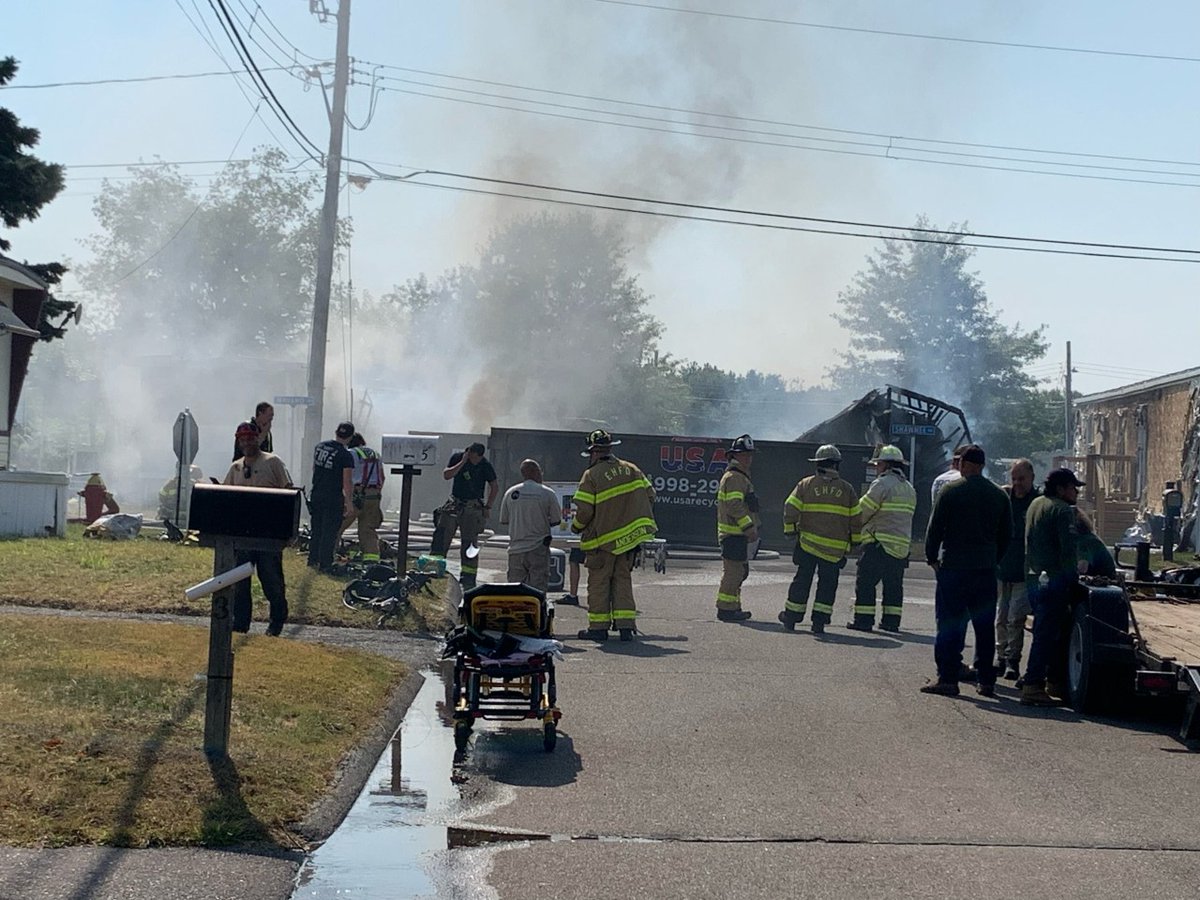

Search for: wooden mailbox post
xmin=188 ymin=483 xmax=301 ymax=758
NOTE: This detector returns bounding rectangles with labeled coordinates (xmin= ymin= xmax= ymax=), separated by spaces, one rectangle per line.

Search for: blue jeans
xmin=1024 ymin=575 xmax=1074 ymax=685
xmin=934 ymin=567 xmax=997 ymax=685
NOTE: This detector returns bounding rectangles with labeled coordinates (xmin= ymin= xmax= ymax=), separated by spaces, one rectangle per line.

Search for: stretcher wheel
xmin=543 ymin=721 xmax=557 ymax=752
xmin=454 ymin=718 xmax=472 ymax=752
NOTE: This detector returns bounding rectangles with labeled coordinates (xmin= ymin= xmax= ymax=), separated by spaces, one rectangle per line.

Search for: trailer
xmin=1067 ymin=543 xmax=1200 ymax=745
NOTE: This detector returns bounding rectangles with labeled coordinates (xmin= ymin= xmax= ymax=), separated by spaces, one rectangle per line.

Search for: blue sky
xmin=5 ymin=1 xmax=1198 ymax=399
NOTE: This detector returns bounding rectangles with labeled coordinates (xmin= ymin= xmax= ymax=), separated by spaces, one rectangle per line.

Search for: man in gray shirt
xmin=499 ymin=458 xmax=562 ymax=592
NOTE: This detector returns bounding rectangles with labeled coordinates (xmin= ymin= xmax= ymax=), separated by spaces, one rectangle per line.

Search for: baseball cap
xmin=959 ymin=444 xmax=986 ymax=465
xmin=335 ymin=421 xmax=355 ymax=439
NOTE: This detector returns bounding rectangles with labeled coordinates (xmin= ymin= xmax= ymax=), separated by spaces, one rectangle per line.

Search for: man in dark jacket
xmin=922 ymin=444 xmax=1012 ymax=697
xmin=1021 ymin=467 xmax=1085 ymax=706
xmin=996 ymin=459 xmax=1040 ymax=680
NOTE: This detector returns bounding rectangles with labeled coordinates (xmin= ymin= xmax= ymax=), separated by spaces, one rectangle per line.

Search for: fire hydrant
xmin=79 ymin=473 xmax=120 ymax=524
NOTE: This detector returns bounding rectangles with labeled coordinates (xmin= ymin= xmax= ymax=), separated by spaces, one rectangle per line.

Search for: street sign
xmin=272 ymin=395 xmax=314 ymax=406
xmin=381 ymin=434 xmax=440 ymax=466
xmin=173 ymin=409 xmax=199 ymax=464
xmin=890 ymin=423 xmax=937 ymax=437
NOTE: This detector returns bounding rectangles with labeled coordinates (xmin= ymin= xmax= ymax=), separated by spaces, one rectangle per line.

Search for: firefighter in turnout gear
xmin=850 ymin=444 xmax=917 ymax=632
xmin=572 ymin=430 xmax=658 ymax=642
xmin=337 ymin=433 xmax=386 ymax=563
xmin=779 ymin=444 xmax=860 ymax=634
xmin=715 ymin=434 xmax=759 ymax=622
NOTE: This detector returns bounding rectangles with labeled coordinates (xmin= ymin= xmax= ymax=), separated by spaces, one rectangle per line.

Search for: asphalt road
xmin=446 ymin=552 xmax=1200 ymax=900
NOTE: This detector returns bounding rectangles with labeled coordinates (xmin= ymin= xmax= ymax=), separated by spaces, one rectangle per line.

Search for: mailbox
xmin=188 ymin=483 xmax=301 ymax=542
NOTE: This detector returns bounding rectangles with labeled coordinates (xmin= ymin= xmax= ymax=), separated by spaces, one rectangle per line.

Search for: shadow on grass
xmin=65 ymin=632 xmax=271 ymax=900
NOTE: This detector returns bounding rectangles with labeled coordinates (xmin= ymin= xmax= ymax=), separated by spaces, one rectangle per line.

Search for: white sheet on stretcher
xmin=480 ymin=630 xmax=565 ymax=662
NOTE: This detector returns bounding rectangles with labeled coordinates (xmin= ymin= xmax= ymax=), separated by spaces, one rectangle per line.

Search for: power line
xmin=356 ymin=164 xmax=1200 ymax=257
xmin=358 ymin=169 xmax=1200 ymax=264
xmin=354 ymin=61 xmax=1200 ymax=172
xmin=205 ymin=0 xmax=325 ymax=160
xmin=587 ymin=0 xmax=1200 ymax=65
xmin=370 ymin=83 xmax=1200 ymax=189
xmin=0 ymin=68 xmax=298 ymax=89
xmin=233 ymin=0 xmax=321 ymax=65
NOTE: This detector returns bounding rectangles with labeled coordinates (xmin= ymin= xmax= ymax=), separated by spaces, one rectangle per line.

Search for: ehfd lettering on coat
xmin=813 ymin=485 xmax=844 ymax=498
xmin=604 ymin=466 xmax=631 ymax=481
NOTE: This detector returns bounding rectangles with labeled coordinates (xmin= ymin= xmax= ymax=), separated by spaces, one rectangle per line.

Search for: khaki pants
xmin=340 ymin=492 xmax=383 ymax=560
xmin=508 ymin=546 xmax=550 ymax=593
xmin=585 ymin=549 xmax=636 ymax=629
xmin=996 ymin=579 xmax=1032 ymax=666
xmin=431 ymin=500 xmax=486 ymax=587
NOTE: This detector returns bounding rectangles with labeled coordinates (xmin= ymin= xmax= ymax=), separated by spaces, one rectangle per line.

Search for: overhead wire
xmin=586 ymin=0 xmax=1200 ymax=65
xmin=357 ymin=67 xmax=1200 ymax=183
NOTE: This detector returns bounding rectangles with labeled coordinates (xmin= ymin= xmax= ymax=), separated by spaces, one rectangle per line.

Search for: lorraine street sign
xmin=273 ymin=395 xmax=314 ymax=406
xmin=890 ymin=423 xmax=937 ymax=437
xmin=173 ymin=409 xmax=199 ymax=464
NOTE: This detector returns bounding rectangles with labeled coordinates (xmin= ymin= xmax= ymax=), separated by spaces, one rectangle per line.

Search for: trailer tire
xmin=1067 ymin=596 xmax=1134 ymax=715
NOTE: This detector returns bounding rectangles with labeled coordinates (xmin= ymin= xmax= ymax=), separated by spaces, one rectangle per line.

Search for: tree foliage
xmin=0 ymin=56 xmax=74 ymax=341
xmin=828 ymin=220 xmax=1050 ymax=458
xmin=77 ymin=148 xmax=328 ymax=352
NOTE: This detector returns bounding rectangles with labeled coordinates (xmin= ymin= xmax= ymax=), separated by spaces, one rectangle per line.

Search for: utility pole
xmin=301 ymin=0 xmax=352 ymax=481
xmin=1064 ymin=340 xmax=1073 ymax=453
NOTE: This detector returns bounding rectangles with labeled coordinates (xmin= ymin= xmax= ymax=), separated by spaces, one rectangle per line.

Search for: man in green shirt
xmin=1021 ymin=467 xmax=1085 ymax=706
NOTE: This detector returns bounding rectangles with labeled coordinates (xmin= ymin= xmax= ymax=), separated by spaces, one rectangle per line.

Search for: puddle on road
xmin=292 ymin=672 xmax=463 ymax=899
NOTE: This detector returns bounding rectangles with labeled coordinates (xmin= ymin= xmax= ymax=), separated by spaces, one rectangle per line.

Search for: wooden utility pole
xmin=1064 ymin=341 xmax=1074 ymax=452
xmin=301 ymin=0 xmax=353 ymax=475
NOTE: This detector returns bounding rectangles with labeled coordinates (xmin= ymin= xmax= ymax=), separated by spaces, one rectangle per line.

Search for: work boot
xmin=777 ymin=610 xmax=799 ymax=632
xmin=919 ymin=680 xmax=960 ymax=697
xmin=619 ymin=629 xmax=634 ymax=642
xmin=1020 ymin=682 xmax=1061 ymax=706
xmin=810 ymin=621 xmax=825 ymax=635
xmin=559 ymin=594 xmax=580 ymax=606
xmin=846 ymin=620 xmax=873 ymax=632
xmin=717 ymin=609 xmax=752 ymax=622
xmin=265 ymin=622 xmax=284 ymax=637
xmin=576 ymin=628 xmax=608 ymax=642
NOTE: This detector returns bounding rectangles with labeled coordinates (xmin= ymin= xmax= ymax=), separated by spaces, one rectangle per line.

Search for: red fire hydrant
xmin=79 ymin=473 xmax=120 ymax=523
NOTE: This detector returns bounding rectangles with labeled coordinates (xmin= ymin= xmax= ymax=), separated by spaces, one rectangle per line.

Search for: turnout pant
xmin=585 ymin=548 xmax=637 ymax=630
xmin=785 ymin=546 xmax=841 ymax=624
xmin=232 ymin=549 xmax=287 ymax=633
xmin=308 ymin=496 xmax=343 ymax=571
xmin=996 ymin=578 xmax=1032 ymax=667
xmin=338 ymin=492 xmax=384 ymax=561
xmin=853 ymin=542 xmax=906 ymax=628
xmin=430 ymin=499 xmax=486 ymax=587
xmin=717 ymin=534 xmax=749 ymax=611
xmin=933 ymin=567 xmax=997 ymax=686
xmin=507 ymin=545 xmax=551 ymax=593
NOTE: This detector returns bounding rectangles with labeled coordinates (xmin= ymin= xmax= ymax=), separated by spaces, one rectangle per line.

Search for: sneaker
xmin=846 ymin=621 xmax=874 ymax=632
xmin=576 ymin=628 xmax=609 ymax=642
xmin=810 ymin=621 xmax=825 ymax=635
xmin=919 ymin=680 xmax=960 ymax=697
xmin=619 ymin=629 xmax=634 ymax=642
xmin=777 ymin=611 xmax=798 ymax=632
xmin=976 ymin=683 xmax=996 ymax=698
xmin=559 ymin=594 xmax=580 ymax=606
xmin=717 ymin=609 xmax=752 ymax=622
xmin=1002 ymin=666 xmax=1020 ymax=682
xmin=1020 ymin=683 xmax=1062 ymax=706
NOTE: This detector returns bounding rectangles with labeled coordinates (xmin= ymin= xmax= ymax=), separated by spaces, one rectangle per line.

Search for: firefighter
xmin=779 ymin=444 xmax=860 ymax=634
xmin=338 ymin=433 xmax=386 ymax=563
xmin=430 ymin=442 xmax=498 ymax=589
xmin=572 ymin=430 xmax=658 ymax=642
xmin=715 ymin=434 xmax=759 ymax=622
xmin=850 ymin=444 xmax=917 ymax=632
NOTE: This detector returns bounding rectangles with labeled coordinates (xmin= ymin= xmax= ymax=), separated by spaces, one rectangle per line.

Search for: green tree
xmin=0 ymin=56 xmax=75 ymax=341
xmin=829 ymin=220 xmax=1049 ymax=459
xmin=77 ymin=148 xmax=329 ymax=352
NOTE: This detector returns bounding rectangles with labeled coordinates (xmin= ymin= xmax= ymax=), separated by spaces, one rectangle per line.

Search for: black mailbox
xmin=188 ymin=483 xmax=301 ymax=542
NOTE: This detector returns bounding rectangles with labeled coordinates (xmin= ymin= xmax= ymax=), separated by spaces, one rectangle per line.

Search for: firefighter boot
xmin=1020 ymin=682 xmax=1061 ymax=706
xmin=777 ymin=610 xmax=800 ymax=632
xmin=717 ymin=609 xmax=752 ymax=622
xmin=576 ymin=628 xmax=609 ymax=642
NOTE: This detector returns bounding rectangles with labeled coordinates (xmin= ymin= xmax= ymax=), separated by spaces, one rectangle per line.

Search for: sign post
xmin=172 ymin=409 xmax=199 ymax=529
xmin=381 ymin=435 xmax=440 ymax=567
xmin=273 ymin=396 xmax=314 ymax=483
xmin=890 ymin=421 xmax=935 ymax=488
